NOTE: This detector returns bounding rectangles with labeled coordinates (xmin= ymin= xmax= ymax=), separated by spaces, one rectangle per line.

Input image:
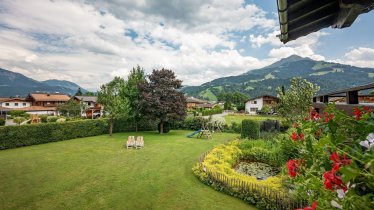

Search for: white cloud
xmin=0 ymin=0 xmax=279 ymax=89
xmin=332 ymin=47 xmax=374 ymax=67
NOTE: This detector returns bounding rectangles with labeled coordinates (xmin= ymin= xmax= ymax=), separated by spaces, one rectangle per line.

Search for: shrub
xmin=8 ymin=110 xmax=27 ymax=117
xmin=0 ymin=118 xmax=156 ymax=150
xmin=56 ymin=118 xmax=66 ymax=123
xmin=241 ymin=119 xmax=260 ymax=139
xmin=0 ymin=118 xmax=5 ymax=126
xmin=260 ymin=120 xmax=280 ymax=132
xmin=47 ymin=116 xmax=58 ymax=123
xmin=13 ymin=117 xmax=26 ymax=125
xmin=202 ymin=108 xmax=223 ymax=116
xmin=39 ymin=115 xmax=48 ymax=123
xmin=183 ymin=116 xmax=208 ymax=130
xmin=223 ymin=122 xmax=241 ymax=133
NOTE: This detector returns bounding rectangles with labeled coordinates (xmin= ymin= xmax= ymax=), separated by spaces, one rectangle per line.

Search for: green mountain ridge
xmin=182 ymin=55 xmax=374 ymax=101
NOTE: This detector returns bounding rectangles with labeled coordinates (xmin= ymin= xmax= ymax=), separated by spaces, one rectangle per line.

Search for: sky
xmin=0 ymin=0 xmax=373 ymax=90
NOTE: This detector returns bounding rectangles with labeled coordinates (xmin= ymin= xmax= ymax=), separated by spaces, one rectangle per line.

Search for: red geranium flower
xmin=287 ymin=159 xmax=300 ymax=178
xmin=296 ymin=201 xmax=317 ymax=210
xmin=353 ymin=107 xmax=362 ymax=120
xmin=330 ymin=152 xmax=351 ymax=169
xmin=291 ymin=132 xmax=298 ymax=141
xmin=299 ymin=133 xmax=305 ymax=140
xmin=323 ymin=170 xmax=343 ymax=191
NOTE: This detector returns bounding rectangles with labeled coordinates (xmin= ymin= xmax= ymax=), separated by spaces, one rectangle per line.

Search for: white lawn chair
xmin=126 ymin=136 xmax=135 ymax=149
xmin=135 ymin=136 xmax=144 ymax=149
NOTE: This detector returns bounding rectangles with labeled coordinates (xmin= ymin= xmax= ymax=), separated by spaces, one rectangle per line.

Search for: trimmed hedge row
xmin=0 ymin=118 xmax=156 ymax=150
xmin=241 ymin=119 xmax=260 ymax=139
xmin=202 ymin=108 xmax=223 ymax=116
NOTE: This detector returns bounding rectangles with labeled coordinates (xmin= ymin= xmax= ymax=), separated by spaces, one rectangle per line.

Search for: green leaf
xmin=340 ymin=165 xmax=360 ymax=183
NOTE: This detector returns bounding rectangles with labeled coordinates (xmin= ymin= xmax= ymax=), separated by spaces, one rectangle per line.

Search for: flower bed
xmin=193 ymin=140 xmax=306 ymax=209
xmin=282 ymin=105 xmax=374 ymax=210
xmin=234 ymin=161 xmax=279 ymax=180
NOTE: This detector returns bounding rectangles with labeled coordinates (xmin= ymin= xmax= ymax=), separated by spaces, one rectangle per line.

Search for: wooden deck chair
xmin=135 ymin=136 xmax=144 ymax=149
xmin=126 ymin=136 xmax=135 ymax=149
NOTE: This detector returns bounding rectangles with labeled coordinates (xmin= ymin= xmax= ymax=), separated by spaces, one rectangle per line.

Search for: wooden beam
xmin=347 ymin=91 xmax=359 ymax=104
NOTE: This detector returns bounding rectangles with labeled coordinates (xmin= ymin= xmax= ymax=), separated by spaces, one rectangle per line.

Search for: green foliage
xmin=39 ymin=114 xmax=48 ymax=123
xmin=0 ymin=118 xmax=5 ymax=126
xmin=138 ymin=68 xmax=186 ymax=134
xmin=123 ymin=65 xmax=146 ymax=132
xmin=98 ymin=76 xmax=128 ymax=135
xmin=260 ymin=119 xmax=280 ymax=132
xmin=276 ymin=77 xmax=319 ymax=122
xmin=223 ymin=122 xmax=242 ymax=133
xmin=13 ymin=117 xmax=26 ymax=125
xmin=182 ymin=116 xmax=208 ymax=130
xmin=47 ymin=116 xmax=58 ymax=123
xmin=282 ymin=105 xmax=374 ymax=209
xmin=260 ymin=105 xmax=271 ymax=114
xmin=57 ymin=99 xmax=81 ymax=117
xmin=241 ymin=119 xmax=260 ymax=139
xmin=0 ymin=118 xmax=155 ymax=150
xmin=202 ymin=107 xmax=223 ymax=116
xmin=218 ymin=92 xmax=249 ymax=110
xmin=8 ymin=110 xmax=28 ymax=117
xmin=0 ymin=119 xmax=108 ymax=149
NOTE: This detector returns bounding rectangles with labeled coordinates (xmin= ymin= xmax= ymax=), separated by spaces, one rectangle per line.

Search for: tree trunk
xmin=160 ymin=121 xmax=164 ymax=134
xmin=109 ymin=118 xmax=113 ymax=136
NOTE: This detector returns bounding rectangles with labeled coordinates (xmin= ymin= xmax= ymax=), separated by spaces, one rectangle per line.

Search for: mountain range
xmin=0 ymin=68 xmax=87 ymax=97
xmin=182 ymin=55 xmax=374 ymax=101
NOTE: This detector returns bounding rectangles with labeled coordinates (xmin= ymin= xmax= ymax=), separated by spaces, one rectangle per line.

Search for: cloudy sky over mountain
xmin=0 ymin=0 xmax=373 ymax=89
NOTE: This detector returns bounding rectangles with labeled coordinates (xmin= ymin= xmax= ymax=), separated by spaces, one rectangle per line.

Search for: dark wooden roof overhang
xmin=277 ymin=0 xmax=374 ymax=43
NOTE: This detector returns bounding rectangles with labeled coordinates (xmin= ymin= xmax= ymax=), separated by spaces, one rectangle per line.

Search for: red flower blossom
xmin=291 ymin=132 xmax=298 ymax=141
xmin=353 ymin=107 xmax=362 ymax=120
xmin=295 ymin=201 xmax=317 ymax=210
xmin=291 ymin=132 xmax=305 ymax=141
xmin=330 ymin=152 xmax=351 ymax=169
xmin=324 ymin=112 xmax=335 ymax=123
xmin=323 ymin=170 xmax=346 ymax=191
xmin=287 ymin=159 xmax=300 ymax=178
xmin=363 ymin=106 xmax=372 ymax=112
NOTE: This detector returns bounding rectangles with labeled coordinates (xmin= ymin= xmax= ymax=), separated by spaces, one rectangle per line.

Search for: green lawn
xmin=0 ymin=130 xmax=256 ymax=210
xmin=224 ymin=114 xmax=282 ymax=125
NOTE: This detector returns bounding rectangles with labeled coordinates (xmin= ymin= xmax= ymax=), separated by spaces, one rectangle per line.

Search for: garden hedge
xmin=0 ymin=118 xmax=156 ymax=150
xmin=241 ymin=119 xmax=260 ymax=139
xmin=0 ymin=118 xmax=5 ymax=126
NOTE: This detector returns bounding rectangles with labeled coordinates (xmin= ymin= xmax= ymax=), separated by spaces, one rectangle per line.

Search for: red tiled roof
xmin=0 ymin=106 xmax=57 ymax=111
xmin=29 ymin=93 xmax=70 ymax=102
xmin=0 ymin=98 xmax=26 ymax=102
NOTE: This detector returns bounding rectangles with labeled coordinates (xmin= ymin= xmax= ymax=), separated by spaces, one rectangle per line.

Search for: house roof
xmin=186 ymin=97 xmax=209 ymax=104
xmin=29 ymin=93 xmax=70 ymax=102
xmin=0 ymin=106 xmax=57 ymax=112
xmin=196 ymin=103 xmax=215 ymax=108
xmin=74 ymin=96 xmax=97 ymax=103
xmin=277 ymin=0 xmax=374 ymax=43
xmin=0 ymin=98 xmax=26 ymax=103
xmin=247 ymin=95 xmax=279 ymax=102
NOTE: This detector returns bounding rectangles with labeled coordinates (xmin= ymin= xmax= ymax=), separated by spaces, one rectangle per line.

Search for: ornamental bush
xmin=282 ymin=105 xmax=374 ymax=210
xmin=241 ymin=119 xmax=260 ymax=139
xmin=47 ymin=116 xmax=58 ymax=123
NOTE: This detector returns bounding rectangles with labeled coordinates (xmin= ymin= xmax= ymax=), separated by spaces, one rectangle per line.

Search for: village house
xmin=186 ymin=97 xmax=215 ymax=109
xmin=74 ymin=96 xmax=102 ymax=118
xmin=245 ymin=95 xmax=279 ymax=115
xmin=20 ymin=93 xmax=71 ymax=115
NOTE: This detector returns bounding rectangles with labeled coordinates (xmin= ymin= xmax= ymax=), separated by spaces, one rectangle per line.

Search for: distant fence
xmin=197 ymin=151 xmax=306 ymax=210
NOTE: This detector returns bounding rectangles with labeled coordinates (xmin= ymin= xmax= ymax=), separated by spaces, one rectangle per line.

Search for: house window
xmin=250 ymin=108 xmax=258 ymax=112
xmin=23 ymin=103 xmax=27 ymax=106
xmin=5 ymin=103 xmax=9 ymax=106
xmin=14 ymin=103 xmax=18 ymax=106
xmin=251 ymin=101 xmax=257 ymax=104
xmin=87 ymin=102 xmax=91 ymax=106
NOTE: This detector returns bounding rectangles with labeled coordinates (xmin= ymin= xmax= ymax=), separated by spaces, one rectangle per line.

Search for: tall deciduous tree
xmin=123 ymin=65 xmax=146 ymax=132
xmin=98 ymin=77 xmax=127 ymax=136
xmin=139 ymin=68 xmax=186 ymax=134
xmin=57 ymin=99 xmax=81 ymax=117
xmin=276 ymin=77 xmax=320 ymax=122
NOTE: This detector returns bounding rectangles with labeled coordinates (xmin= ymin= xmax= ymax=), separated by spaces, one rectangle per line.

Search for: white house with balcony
xmin=245 ymin=95 xmax=279 ymax=115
